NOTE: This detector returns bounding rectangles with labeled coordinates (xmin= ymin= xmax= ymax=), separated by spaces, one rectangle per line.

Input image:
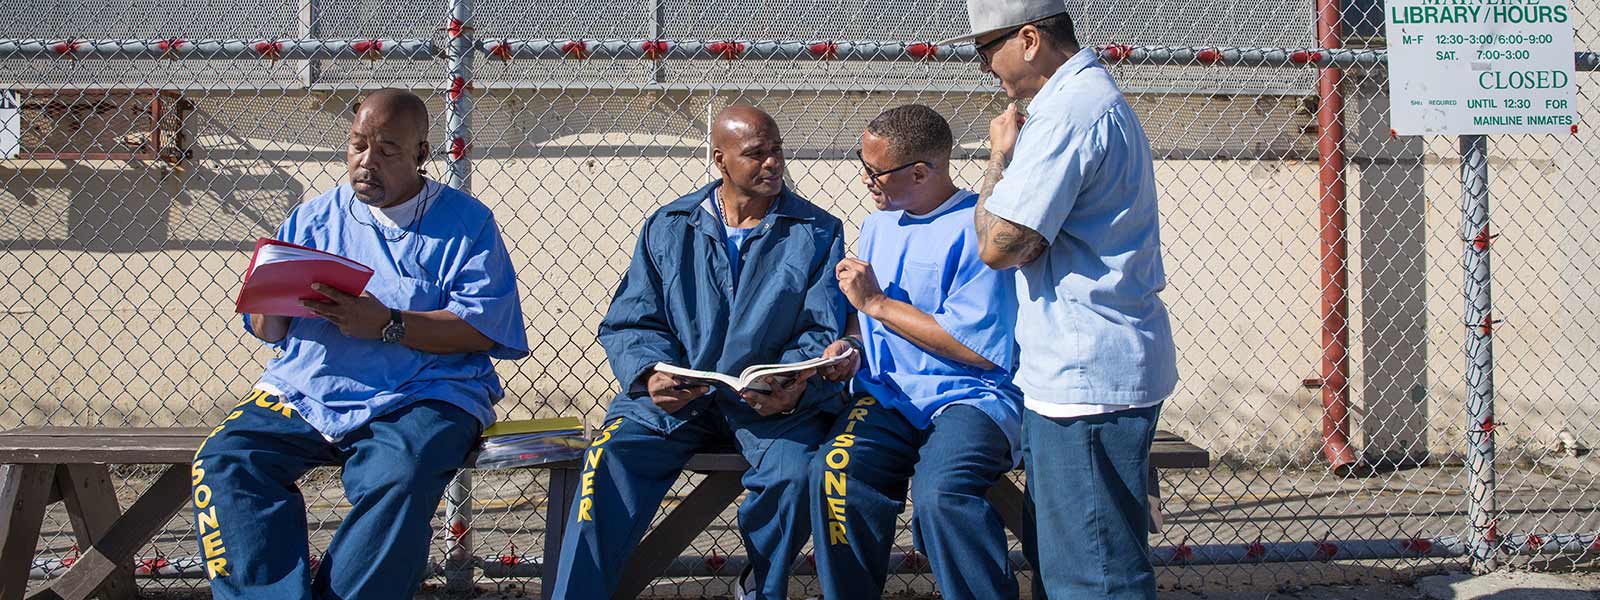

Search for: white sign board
xmin=0 ymin=91 xmax=19 ymax=159
xmin=1385 ymin=0 xmax=1577 ymax=135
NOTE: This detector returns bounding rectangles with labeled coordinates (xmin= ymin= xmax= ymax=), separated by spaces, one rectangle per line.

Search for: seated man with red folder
xmin=191 ymin=89 xmax=528 ymax=600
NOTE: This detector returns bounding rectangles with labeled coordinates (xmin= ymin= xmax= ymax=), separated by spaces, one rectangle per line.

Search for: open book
xmin=653 ymin=349 xmax=855 ymax=393
xmin=235 ymin=238 xmax=374 ymax=318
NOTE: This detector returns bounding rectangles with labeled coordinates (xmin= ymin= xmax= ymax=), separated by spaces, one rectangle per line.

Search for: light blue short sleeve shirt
xmin=854 ymin=191 xmax=1023 ymax=459
xmin=982 ymin=48 xmax=1179 ymax=411
xmin=246 ymin=181 xmax=530 ymax=439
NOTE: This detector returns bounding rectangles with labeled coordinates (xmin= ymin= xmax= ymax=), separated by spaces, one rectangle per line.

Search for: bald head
xmin=346 ymin=89 xmax=430 ymax=207
xmin=354 ymin=89 xmax=429 ymax=136
xmin=711 ymin=105 xmax=779 ymax=149
xmin=710 ymin=105 xmax=785 ymax=200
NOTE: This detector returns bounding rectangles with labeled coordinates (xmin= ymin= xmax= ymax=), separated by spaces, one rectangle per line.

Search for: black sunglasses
xmin=856 ymin=149 xmax=929 ymax=187
xmin=974 ymin=27 xmax=1023 ymax=65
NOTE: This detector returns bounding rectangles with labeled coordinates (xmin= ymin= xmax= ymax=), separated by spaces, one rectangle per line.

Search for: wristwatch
xmin=840 ymin=335 xmax=866 ymax=356
xmin=382 ymin=308 xmax=406 ymax=343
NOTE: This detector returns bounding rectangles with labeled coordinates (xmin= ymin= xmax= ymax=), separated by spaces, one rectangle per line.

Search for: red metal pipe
xmin=1316 ymin=0 xmax=1357 ymax=470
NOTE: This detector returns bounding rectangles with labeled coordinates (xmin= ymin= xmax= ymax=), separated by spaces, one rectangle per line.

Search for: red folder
xmin=235 ymin=238 xmax=374 ymax=318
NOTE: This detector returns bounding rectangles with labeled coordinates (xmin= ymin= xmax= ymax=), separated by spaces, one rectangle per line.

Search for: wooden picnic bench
xmin=0 ymin=426 xmax=1207 ymax=600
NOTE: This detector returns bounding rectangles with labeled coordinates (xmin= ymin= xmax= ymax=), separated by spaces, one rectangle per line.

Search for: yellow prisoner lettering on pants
xmin=824 ymin=396 xmax=875 ymax=546
xmin=577 ymin=418 xmax=624 ymax=522
xmin=189 ymin=389 xmax=294 ymax=580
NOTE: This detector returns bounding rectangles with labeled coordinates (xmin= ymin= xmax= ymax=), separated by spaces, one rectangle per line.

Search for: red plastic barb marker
xmin=1244 ymin=541 xmax=1266 ymax=560
xmin=1403 ymin=537 xmax=1434 ymax=555
xmin=488 ymin=41 xmax=513 ymax=61
xmin=906 ymin=42 xmax=938 ymax=60
xmin=448 ymin=76 xmax=474 ymax=101
xmin=1170 ymin=544 xmax=1194 ymax=563
xmin=159 ymin=38 xmax=186 ymax=59
xmin=352 ymin=39 xmax=383 ymax=60
xmin=1472 ymin=225 xmax=1495 ymax=251
xmin=704 ymin=552 xmax=728 ymax=572
xmin=810 ymin=41 xmax=839 ymax=60
xmin=1315 ymin=541 xmax=1339 ymax=559
xmin=562 ymin=40 xmax=590 ymax=59
xmin=1290 ymin=50 xmax=1322 ymax=65
xmin=708 ymin=41 xmax=745 ymax=60
xmin=641 ymin=40 xmax=669 ymax=60
xmin=255 ymin=40 xmax=284 ymax=61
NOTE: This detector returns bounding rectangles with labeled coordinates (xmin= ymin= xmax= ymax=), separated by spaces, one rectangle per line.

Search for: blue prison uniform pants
xmin=190 ymin=391 xmax=480 ymax=600
xmin=551 ymin=400 xmax=831 ymax=599
xmin=810 ymin=396 xmax=1018 ymax=600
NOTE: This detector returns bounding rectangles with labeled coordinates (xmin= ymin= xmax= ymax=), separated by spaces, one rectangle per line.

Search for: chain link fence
xmin=2 ymin=0 xmax=1598 ymax=596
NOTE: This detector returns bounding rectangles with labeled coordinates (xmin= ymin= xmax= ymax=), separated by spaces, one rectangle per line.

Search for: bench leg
xmin=540 ymin=467 xmax=578 ymax=600
xmin=0 ymin=465 xmax=56 ymax=600
xmin=53 ymin=465 xmax=137 ymax=600
xmin=986 ymin=475 xmax=1029 ymax=546
xmin=32 ymin=464 xmax=189 ymax=600
xmin=613 ymin=471 xmax=745 ymax=600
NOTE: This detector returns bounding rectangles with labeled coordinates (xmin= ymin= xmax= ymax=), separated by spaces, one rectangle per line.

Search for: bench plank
xmin=0 ymin=428 xmax=1209 ymax=470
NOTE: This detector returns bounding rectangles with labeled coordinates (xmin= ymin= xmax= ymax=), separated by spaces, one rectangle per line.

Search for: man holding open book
xmin=808 ymin=105 xmax=1023 ymax=599
xmin=552 ymin=105 xmax=849 ymax=600
xmin=195 ymin=89 xmax=528 ymax=600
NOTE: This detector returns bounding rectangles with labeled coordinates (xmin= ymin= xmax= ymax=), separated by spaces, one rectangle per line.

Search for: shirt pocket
xmin=893 ymin=262 xmax=946 ymax=314
xmin=367 ymin=275 xmax=447 ymax=312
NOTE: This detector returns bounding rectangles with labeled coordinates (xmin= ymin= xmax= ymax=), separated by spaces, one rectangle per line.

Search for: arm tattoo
xmin=974 ymin=155 xmax=1007 ymax=238
xmin=975 ymin=154 xmax=1048 ymax=266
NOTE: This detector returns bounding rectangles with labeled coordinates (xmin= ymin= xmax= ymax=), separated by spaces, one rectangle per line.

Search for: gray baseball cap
xmin=936 ymin=0 xmax=1070 ymax=46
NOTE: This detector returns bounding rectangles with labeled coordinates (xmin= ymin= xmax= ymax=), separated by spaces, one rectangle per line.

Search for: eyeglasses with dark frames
xmin=856 ymin=149 xmax=930 ymax=187
xmin=974 ymin=27 xmax=1023 ymax=66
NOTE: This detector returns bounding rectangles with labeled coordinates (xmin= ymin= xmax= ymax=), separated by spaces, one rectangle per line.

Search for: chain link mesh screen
xmin=3 ymin=0 xmax=1599 ymax=597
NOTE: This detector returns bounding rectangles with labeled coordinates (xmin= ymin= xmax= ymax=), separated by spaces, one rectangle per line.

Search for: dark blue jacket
xmin=598 ymin=180 xmax=849 ymax=436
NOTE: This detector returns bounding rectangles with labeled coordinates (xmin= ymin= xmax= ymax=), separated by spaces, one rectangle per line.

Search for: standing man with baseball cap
xmin=942 ymin=2 xmax=1178 ymax=598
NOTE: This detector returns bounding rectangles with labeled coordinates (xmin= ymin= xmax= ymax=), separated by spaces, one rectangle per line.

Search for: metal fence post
xmin=296 ymin=0 xmax=319 ymax=87
xmin=442 ymin=0 xmax=477 ymax=591
xmin=646 ymin=0 xmax=665 ymax=83
xmin=1460 ymin=134 xmax=1499 ymax=573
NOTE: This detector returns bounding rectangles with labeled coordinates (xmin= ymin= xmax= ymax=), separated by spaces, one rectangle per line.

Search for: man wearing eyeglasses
xmin=945 ymin=1 xmax=1179 ymax=599
xmin=810 ymin=104 xmax=1022 ymax=600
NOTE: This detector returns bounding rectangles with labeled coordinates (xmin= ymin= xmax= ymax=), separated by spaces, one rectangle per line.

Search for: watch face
xmin=383 ymin=321 xmax=405 ymax=343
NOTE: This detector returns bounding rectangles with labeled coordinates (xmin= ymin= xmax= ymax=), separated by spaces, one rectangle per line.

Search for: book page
xmin=653 ymin=349 xmax=855 ymax=391
xmin=738 ymin=349 xmax=854 ymax=387
xmin=652 ymin=363 xmax=743 ymax=390
xmin=253 ymin=242 xmax=372 ymax=274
